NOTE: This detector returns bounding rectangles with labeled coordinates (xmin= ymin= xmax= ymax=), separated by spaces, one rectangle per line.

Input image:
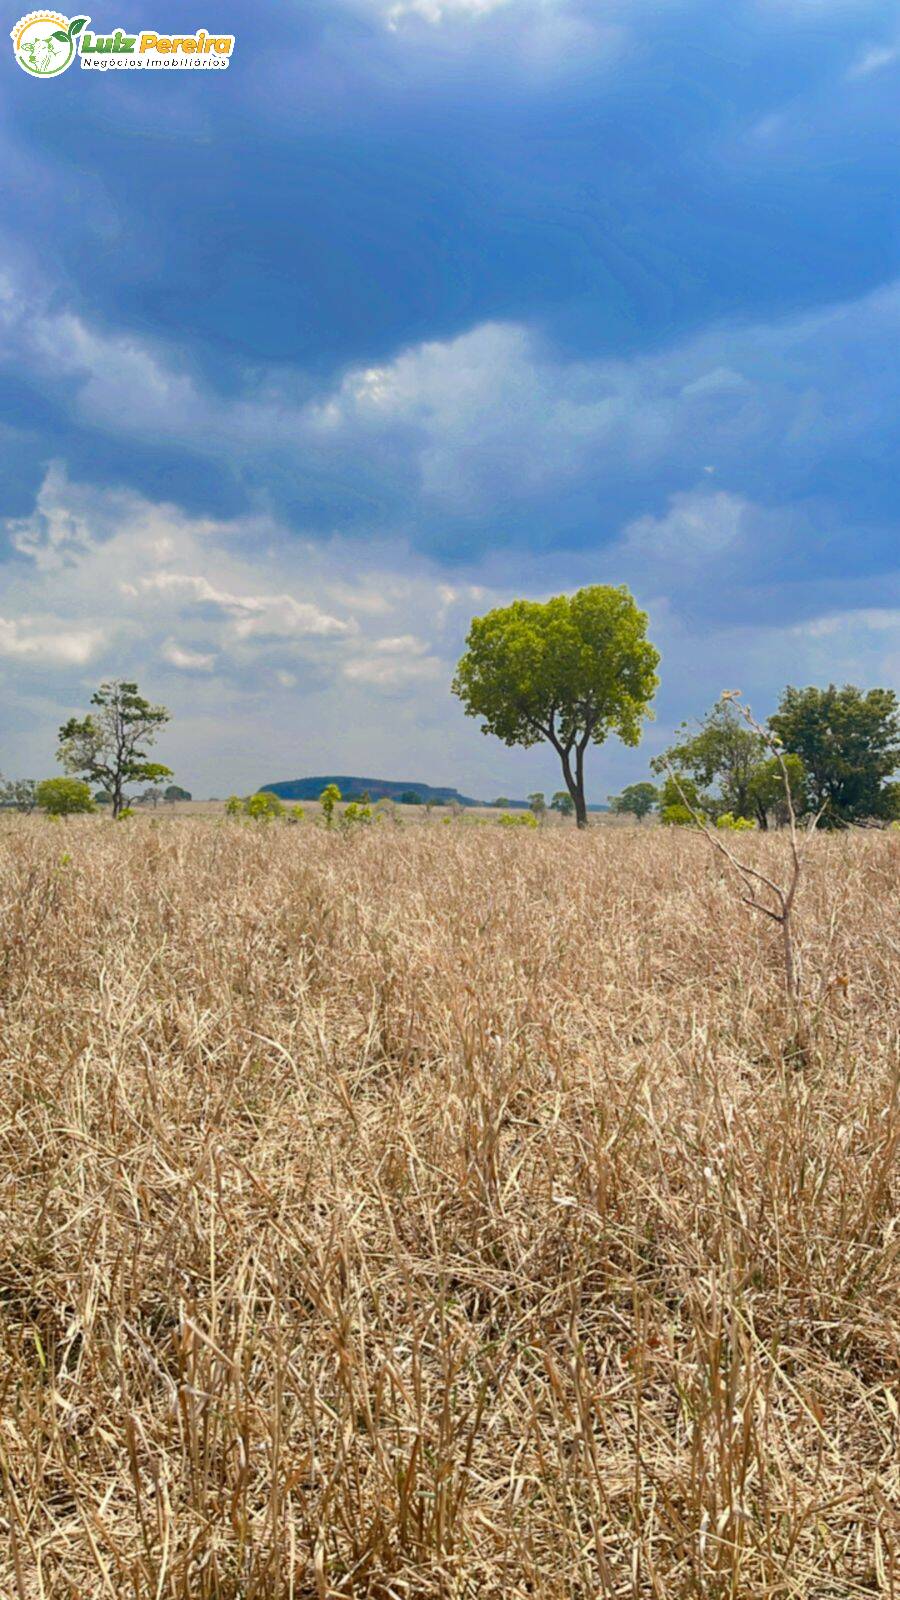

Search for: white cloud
xmin=0 ymin=468 xmax=475 ymax=787
xmin=0 ymin=615 xmax=103 ymax=666
xmin=620 ymin=489 xmax=748 ymax=563
xmin=386 ymin=0 xmax=513 ymax=24
xmin=139 ymin=572 xmax=353 ymax=640
xmin=371 ymin=633 xmax=430 ymax=654
xmin=848 ymin=42 xmax=899 ymax=79
xmin=792 ymin=607 xmax=900 ymax=639
xmin=343 ymin=650 xmax=443 ymax=687
xmin=161 ymin=639 xmax=216 ymax=672
xmin=6 ymin=269 xmax=900 ymax=523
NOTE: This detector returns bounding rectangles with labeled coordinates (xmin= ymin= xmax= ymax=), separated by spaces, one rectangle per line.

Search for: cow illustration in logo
xmin=11 ymin=12 xmax=88 ymax=76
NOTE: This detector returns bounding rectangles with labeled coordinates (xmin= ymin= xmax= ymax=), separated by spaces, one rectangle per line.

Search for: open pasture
xmin=1 ymin=818 xmax=897 ymax=1598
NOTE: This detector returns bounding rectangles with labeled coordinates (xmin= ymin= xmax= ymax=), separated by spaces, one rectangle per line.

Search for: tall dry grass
xmin=0 ymin=816 xmax=897 ymax=1598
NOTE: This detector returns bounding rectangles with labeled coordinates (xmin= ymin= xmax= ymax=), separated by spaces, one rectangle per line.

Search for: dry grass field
xmin=1 ymin=816 xmax=897 ymax=1599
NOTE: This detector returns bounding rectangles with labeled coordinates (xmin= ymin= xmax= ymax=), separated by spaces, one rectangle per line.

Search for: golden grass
xmin=0 ymin=817 xmax=897 ymax=1598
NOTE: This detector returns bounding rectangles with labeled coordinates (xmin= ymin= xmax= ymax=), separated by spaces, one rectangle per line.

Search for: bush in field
xmin=527 ymin=791 xmax=546 ymax=819
xmin=498 ymin=811 xmax=539 ymax=829
xmin=225 ymin=795 xmax=243 ymax=817
xmin=320 ymin=783 xmax=341 ymax=828
xmin=341 ymin=801 xmax=372 ymax=830
xmin=550 ymin=790 xmax=575 ymax=817
xmin=660 ymin=802 xmax=696 ymax=827
xmin=716 ymin=811 xmax=755 ymax=832
xmin=245 ymin=792 xmax=284 ymax=821
xmin=36 ymin=777 xmax=96 ymax=816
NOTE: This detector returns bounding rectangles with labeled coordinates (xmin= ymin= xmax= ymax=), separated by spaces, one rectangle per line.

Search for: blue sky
xmin=2 ymin=0 xmax=899 ymax=800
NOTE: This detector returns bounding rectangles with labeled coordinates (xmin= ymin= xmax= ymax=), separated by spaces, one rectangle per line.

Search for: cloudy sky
xmin=2 ymin=0 xmax=899 ymax=800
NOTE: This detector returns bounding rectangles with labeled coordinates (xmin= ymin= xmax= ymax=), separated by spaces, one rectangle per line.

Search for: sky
xmin=1 ymin=0 xmax=899 ymax=801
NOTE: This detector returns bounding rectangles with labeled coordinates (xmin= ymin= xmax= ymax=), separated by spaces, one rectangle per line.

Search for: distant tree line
xmin=2 ymin=601 xmax=899 ymax=831
xmin=605 ymin=685 xmax=900 ymax=830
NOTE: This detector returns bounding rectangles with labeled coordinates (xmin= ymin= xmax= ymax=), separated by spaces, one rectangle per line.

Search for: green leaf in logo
xmin=51 ymin=29 xmax=69 ymax=40
xmin=68 ymin=17 xmax=88 ymax=37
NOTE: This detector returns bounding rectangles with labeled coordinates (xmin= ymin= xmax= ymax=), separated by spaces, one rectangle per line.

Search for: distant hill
xmin=261 ymin=775 xmax=480 ymax=806
xmin=261 ymin=775 xmax=610 ymax=811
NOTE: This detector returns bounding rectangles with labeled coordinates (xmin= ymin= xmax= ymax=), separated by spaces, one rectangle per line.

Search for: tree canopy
xmin=769 ymin=684 xmax=900 ymax=827
xmin=609 ymin=781 xmax=658 ymax=821
xmin=452 ymin=586 xmax=659 ymax=828
xmin=653 ymin=699 xmax=809 ymax=829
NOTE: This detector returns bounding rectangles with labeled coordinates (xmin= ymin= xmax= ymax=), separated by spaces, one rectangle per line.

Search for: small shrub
xmin=320 ymin=784 xmax=341 ymax=828
xmin=660 ymin=803 xmax=696 ymax=827
xmin=116 ymin=807 xmax=136 ymax=822
xmin=498 ymin=811 xmax=539 ymax=829
xmin=245 ymin=792 xmax=284 ymax=821
xmin=716 ymin=811 xmax=755 ymax=832
xmin=225 ymin=795 xmax=243 ymax=817
xmin=340 ymin=802 xmax=372 ymax=831
xmin=36 ymin=777 xmax=95 ymax=816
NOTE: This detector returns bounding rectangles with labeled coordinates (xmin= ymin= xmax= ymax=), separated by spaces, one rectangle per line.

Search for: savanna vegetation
xmin=2 ymin=595 xmax=899 ymax=1599
xmin=0 ymin=814 xmax=897 ymax=1599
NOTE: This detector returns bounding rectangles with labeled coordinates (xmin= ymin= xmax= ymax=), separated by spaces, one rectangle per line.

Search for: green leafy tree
xmin=492 ymin=797 xmax=513 ymax=809
xmin=398 ymin=791 xmax=422 ymax=805
xmin=658 ymin=773 xmax=709 ymax=815
xmin=746 ymin=753 xmax=807 ymax=830
xmin=57 ymin=680 xmax=172 ymax=819
xmin=453 ymin=586 xmax=659 ymax=829
xmin=652 ymin=701 xmax=770 ymax=824
xmin=320 ymin=782 xmax=341 ymax=827
xmin=550 ymin=790 xmax=575 ymax=817
xmin=36 ymin=777 xmax=95 ymax=816
xmin=527 ymin=791 xmax=546 ymax=818
xmin=769 ymin=684 xmax=900 ymax=827
xmin=608 ymin=781 xmax=658 ymax=821
xmin=1 ymin=777 xmax=37 ymax=813
xmin=225 ymin=795 xmax=243 ymax=817
xmin=164 ymin=785 xmax=192 ymax=804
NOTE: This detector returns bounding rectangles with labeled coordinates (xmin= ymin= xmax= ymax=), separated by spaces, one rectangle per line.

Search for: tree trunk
xmin=574 ymin=745 xmax=588 ymax=829
xmin=558 ymin=747 xmax=588 ymax=829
